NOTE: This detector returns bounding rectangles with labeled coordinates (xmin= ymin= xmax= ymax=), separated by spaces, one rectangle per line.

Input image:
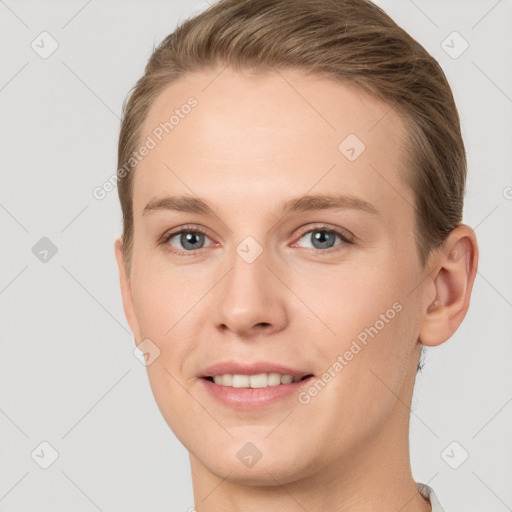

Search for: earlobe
xmin=419 ymin=225 xmax=478 ymax=347
xmin=114 ymin=237 xmax=142 ymax=344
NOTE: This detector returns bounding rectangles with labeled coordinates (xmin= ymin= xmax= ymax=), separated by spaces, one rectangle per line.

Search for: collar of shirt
xmin=416 ymin=482 xmax=446 ymax=512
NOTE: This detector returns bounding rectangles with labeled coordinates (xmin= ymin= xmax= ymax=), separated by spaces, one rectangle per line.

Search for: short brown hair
xmin=117 ymin=0 xmax=466 ymax=277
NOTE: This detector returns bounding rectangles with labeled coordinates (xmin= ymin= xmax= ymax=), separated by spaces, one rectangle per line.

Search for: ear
xmin=114 ymin=237 xmax=142 ymax=344
xmin=419 ymin=224 xmax=479 ymax=347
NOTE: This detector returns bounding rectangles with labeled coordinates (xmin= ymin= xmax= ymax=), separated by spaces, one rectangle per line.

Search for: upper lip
xmin=199 ymin=361 xmax=314 ymax=379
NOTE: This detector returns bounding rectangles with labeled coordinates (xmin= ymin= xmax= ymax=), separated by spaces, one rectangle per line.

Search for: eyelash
xmin=159 ymin=223 xmax=355 ymax=256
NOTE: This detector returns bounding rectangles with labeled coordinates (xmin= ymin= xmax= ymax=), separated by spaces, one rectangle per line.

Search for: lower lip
xmin=199 ymin=376 xmax=315 ymax=409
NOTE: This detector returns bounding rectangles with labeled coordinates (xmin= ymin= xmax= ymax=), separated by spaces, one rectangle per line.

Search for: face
xmin=117 ymin=67 xmax=430 ymax=484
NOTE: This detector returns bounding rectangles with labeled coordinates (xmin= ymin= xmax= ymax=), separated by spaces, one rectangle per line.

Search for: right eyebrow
xmin=142 ymin=195 xmax=214 ymax=216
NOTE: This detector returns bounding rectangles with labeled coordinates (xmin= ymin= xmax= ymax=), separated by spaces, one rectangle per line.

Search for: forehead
xmin=133 ymin=66 xmax=413 ymax=223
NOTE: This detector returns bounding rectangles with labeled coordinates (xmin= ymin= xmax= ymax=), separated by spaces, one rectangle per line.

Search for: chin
xmin=190 ymin=437 xmax=319 ymax=487
xmin=208 ymin=457 xmax=309 ymax=487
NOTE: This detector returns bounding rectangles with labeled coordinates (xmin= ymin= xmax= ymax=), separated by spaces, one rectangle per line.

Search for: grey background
xmin=1 ymin=0 xmax=511 ymax=510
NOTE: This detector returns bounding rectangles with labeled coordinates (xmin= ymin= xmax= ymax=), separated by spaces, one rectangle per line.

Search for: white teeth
xmin=249 ymin=373 xmax=267 ymax=388
xmin=232 ymin=375 xmax=250 ymax=388
xmin=209 ymin=373 xmax=304 ymax=388
xmin=268 ymin=373 xmax=282 ymax=386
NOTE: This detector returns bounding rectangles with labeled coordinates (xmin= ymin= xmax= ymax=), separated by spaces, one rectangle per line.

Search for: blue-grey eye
xmin=297 ymin=229 xmax=342 ymax=250
xmin=169 ymin=231 xmax=212 ymax=251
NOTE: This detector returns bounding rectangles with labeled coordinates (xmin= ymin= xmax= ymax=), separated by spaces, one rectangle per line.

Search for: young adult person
xmin=114 ymin=1 xmax=478 ymax=510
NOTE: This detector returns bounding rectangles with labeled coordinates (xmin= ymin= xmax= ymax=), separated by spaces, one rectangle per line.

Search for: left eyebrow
xmin=280 ymin=193 xmax=379 ymax=216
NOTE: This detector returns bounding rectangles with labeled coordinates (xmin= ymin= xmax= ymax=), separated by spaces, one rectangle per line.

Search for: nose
xmin=214 ymin=245 xmax=288 ymax=338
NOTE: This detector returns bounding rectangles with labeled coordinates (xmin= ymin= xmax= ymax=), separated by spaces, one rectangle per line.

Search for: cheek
xmin=129 ymin=259 xmax=213 ymax=378
xmin=130 ymin=254 xmax=202 ymax=337
xmin=309 ymin=258 xmax=418 ymax=396
xmin=302 ymin=258 xmax=405 ymax=340
xmin=299 ymin=301 xmax=417 ymax=449
xmin=129 ymin=267 xmax=200 ymax=441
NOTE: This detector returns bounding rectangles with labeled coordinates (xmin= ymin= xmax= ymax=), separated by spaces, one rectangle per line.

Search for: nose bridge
xmin=215 ymin=235 xmax=286 ymax=334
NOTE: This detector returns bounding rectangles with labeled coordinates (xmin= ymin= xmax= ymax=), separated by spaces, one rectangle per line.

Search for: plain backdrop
xmin=1 ymin=0 xmax=511 ymax=510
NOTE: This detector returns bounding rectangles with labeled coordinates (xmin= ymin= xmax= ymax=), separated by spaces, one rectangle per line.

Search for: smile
xmin=204 ymin=372 xmax=314 ymax=388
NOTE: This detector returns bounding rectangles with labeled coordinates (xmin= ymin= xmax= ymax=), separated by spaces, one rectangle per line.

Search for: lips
xmin=197 ymin=361 xmax=316 ymax=408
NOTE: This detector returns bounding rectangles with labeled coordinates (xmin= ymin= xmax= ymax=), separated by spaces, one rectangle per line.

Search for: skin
xmin=115 ymin=67 xmax=478 ymax=511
